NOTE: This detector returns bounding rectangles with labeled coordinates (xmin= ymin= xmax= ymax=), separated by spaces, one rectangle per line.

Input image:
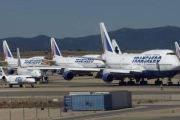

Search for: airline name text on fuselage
xmin=24 ymin=60 xmax=41 ymax=64
xmin=132 ymin=56 xmax=162 ymax=63
xmin=75 ymin=59 xmax=94 ymax=63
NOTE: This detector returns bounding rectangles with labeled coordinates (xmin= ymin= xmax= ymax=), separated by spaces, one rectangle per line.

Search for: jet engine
xmin=102 ymin=73 xmax=114 ymax=83
xmin=63 ymin=71 xmax=74 ymax=80
xmin=2 ymin=76 xmax=6 ymax=81
xmin=7 ymin=69 xmax=14 ymax=75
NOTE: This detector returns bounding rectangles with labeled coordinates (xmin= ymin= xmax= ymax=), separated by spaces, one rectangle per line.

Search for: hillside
xmin=0 ymin=26 xmax=180 ymax=51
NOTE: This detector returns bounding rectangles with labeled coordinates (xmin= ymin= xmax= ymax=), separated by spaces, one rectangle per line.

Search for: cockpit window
xmin=167 ymin=53 xmax=175 ymax=55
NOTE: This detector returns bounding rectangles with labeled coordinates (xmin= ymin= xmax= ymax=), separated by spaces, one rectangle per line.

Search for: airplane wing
xmin=27 ymin=66 xmax=61 ymax=70
xmin=105 ymin=69 xmax=142 ymax=75
xmin=27 ymin=66 xmax=101 ymax=72
xmin=62 ymin=68 xmax=101 ymax=72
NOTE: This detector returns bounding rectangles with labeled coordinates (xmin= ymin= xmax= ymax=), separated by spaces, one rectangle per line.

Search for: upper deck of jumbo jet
xmin=141 ymin=49 xmax=175 ymax=55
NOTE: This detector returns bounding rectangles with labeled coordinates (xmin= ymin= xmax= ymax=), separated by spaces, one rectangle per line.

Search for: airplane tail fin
xmin=175 ymin=42 xmax=180 ymax=59
xmin=112 ymin=39 xmax=122 ymax=54
xmin=3 ymin=40 xmax=14 ymax=59
xmin=50 ymin=38 xmax=62 ymax=58
xmin=17 ymin=48 xmax=22 ymax=67
xmin=100 ymin=22 xmax=115 ymax=54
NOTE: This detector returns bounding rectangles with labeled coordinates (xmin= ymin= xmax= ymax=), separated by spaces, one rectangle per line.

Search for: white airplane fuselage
xmin=2 ymin=75 xmax=35 ymax=84
xmin=5 ymin=58 xmax=50 ymax=68
xmin=53 ymin=56 xmax=105 ymax=68
xmin=103 ymin=49 xmax=180 ymax=78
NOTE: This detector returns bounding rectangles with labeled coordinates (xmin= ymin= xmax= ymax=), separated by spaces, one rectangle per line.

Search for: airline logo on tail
xmin=175 ymin=42 xmax=180 ymax=59
xmin=3 ymin=40 xmax=13 ymax=59
xmin=51 ymin=38 xmax=61 ymax=57
xmin=100 ymin=23 xmax=115 ymax=54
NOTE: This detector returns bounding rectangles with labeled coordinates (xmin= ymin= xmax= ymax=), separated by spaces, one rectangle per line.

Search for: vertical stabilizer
xmin=3 ymin=40 xmax=13 ymax=59
xmin=175 ymin=42 xmax=180 ymax=59
xmin=100 ymin=22 xmax=115 ymax=54
xmin=17 ymin=48 xmax=22 ymax=67
xmin=112 ymin=39 xmax=122 ymax=54
xmin=50 ymin=38 xmax=62 ymax=58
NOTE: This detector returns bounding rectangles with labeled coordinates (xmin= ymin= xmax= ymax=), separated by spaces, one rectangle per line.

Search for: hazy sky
xmin=0 ymin=0 xmax=180 ymax=39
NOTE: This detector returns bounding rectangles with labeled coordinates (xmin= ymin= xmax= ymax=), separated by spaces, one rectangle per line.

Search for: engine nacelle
xmin=102 ymin=73 xmax=114 ymax=83
xmin=7 ymin=69 xmax=14 ymax=75
xmin=2 ymin=76 xmax=6 ymax=81
xmin=63 ymin=71 xmax=74 ymax=80
xmin=51 ymin=69 xmax=57 ymax=73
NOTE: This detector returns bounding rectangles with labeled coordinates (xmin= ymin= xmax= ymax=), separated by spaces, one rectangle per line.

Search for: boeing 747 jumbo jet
xmin=0 ymin=67 xmax=35 ymax=88
xmin=2 ymin=40 xmax=52 ymax=74
xmin=98 ymin=22 xmax=180 ymax=85
xmin=50 ymin=38 xmax=105 ymax=75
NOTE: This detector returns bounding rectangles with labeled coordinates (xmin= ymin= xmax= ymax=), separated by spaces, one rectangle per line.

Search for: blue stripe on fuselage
xmin=142 ymin=70 xmax=180 ymax=77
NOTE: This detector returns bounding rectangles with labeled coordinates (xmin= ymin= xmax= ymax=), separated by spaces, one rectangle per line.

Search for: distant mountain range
xmin=0 ymin=26 xmax=180 ymax=52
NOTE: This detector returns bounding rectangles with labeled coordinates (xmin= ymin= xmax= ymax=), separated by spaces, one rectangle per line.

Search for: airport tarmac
xmin=0 ymin=75 xmax=180 ymax=97
xmin=0 ymin=74 xmax=180 ymax=119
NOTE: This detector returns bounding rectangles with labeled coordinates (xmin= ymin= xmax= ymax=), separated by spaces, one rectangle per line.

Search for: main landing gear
xmin=167 ymin=78 xmax=173 ymax=86
xmin=127 ymin=78 xmax=135 ymax=85
xmin=31 ymin=84 xmax=34 ymax=88
xmin=9 ymin=84 xmax=13 ymax=88
xmin=155 ymin=78 xmax=163 ymax=85
xmin=118 ymin=80 xmax=126 ymax=86
xmin=140 ymin=78 xmax=148 ymax=85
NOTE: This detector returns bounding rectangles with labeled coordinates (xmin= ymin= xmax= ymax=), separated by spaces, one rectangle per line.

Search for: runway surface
xmin=0 ymin=75 xmax=180 ymax=96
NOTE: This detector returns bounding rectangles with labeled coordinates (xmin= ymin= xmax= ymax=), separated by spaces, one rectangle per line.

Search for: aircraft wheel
xmin=127 ymin=81 xmax=135 ymax=85
xmin=118 ymin=81 xmax=126 ymax=86
xmin=167 ymin=82 xmax=173 ymax=86
xmin=19 ymin=85 xmax=23 ymax=88
xmin=9 ymin=84 xmax=13 ymax=88
xmin=155 ymin=80 xmax=162 ymax=85
xmin=31 ymin=84 xmax=34 ymax=88
xmin=140 ymin=81 xmax=148 ymax=85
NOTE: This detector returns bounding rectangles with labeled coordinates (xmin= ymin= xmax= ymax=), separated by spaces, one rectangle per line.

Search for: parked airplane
xmin=99 ymin=22 xmax=180 ymax=85
xmin=16 ymin=48 xmax=43 ymax=81
xmin=2 ymin=40 xmax=52 ymax=74
xmin=50 ymin=38 xmax=105 ymax=76
xmin=0 ymin=67 xmax=35 ymax=88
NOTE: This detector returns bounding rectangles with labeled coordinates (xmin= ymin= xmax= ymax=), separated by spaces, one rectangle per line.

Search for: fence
xmin=0 ymin=94 xmax=179 ymax=120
